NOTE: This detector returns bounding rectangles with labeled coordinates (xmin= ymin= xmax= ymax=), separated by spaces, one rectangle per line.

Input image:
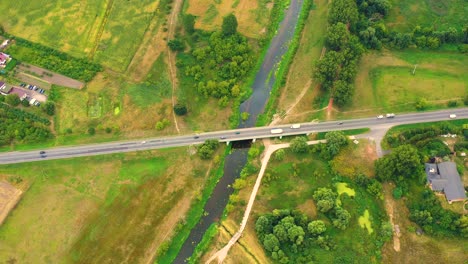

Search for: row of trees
xmin=255 ymin=209 xmax=331 ymax=263
xmin=4 ymin=36 xmax=102 ymax=81
xmin=314 ymin=0 xmax=366 ymax=107
xmin=0 ymin=103 xmax=52 ymax=146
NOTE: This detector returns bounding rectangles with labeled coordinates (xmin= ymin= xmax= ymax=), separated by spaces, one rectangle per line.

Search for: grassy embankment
xmin=264 ymin=0 xmax=330 ymax=125
xmin=0 ymin=146 xmax=222 ymax=263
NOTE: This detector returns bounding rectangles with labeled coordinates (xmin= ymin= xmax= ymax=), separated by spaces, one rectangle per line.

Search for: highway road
xmin=0 ymin=108 xmax=467 ymax=164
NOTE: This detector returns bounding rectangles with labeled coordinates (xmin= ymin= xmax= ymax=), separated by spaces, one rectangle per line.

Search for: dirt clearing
xmin=0 ymin=181 xmax=22 ymax=226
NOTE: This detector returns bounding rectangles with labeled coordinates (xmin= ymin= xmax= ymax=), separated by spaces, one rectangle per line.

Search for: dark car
xmin=235 ymin=132 xmax=240 ymax=134
xmin=40 ymin=151 xmax=46 ymax=154
xmin=338 ymin=122 xmax=343 ymax=125
xmin=194 ymin=136 xmax=200 ymax=139
xmin=39 ymin=151 xmax=47 ymax=158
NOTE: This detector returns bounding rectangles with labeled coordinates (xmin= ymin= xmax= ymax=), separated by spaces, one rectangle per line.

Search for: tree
xmin=174 ymin=103 xmax=187 ymax=116
xmin=21 ymin=99 xmax=30 ymax=107
xmin=313 ymin=51 xmax=343 ymax=90
xmin=168 ymin=39 xmax=184 ymax=51
xmin=328 ymin=0 xmax=359 ymax=26
xmin=5 ymin=94 xmax=20 ymax=106
xmin=333 ymin=80 xmax=353 ymax=106
xmin=263 ymin=234 xmax=280 ymax=252
xmin=325 ymin=131 xmax=348 ymax=157
xmin=197 ymin=139 xmax=219 ymax=159
xmin=410 ymin=210 xmax=433 ymax=226
xmin=222 ymin=14 xmax=238 ymax=36
xmin=327 ymin=22 xmax=349 ymax=50
xmin=332 ymin=207 xmax=351 ymax=230
xmin=241 ymin=112 xmax=250 ymax=121
xmin=290 ymin=137 xmax=308 ymax=154
xmin=313 ymin=188 xmax=337 ymax=213
xmin=367 ymin=179 xmax=383 ymax=199
xmin=256 ymin=215 xmax=273 ymax=238
xmin=0 ymin=95 xmax=4 ymax=102
xmin=375 ymin=144 xmax=422 ymax=182
xmin=274 ymin=149 xmax=285 ymax=161
xmin=308 ymin=220 xmax=327 ymax=236
xmin=43 ymin=101 xmax=55 ymax=116
xmin=183 ymin=14 xmax=196 ymax=34
xmin=287 ymin=225 xmax=305 ymax=245
xmin=88 ymin=127 xmax=96 ymax=135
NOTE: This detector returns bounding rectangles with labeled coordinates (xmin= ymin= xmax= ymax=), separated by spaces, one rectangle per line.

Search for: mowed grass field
xmin=185 ymin=0 xmax=273 ymax=39
xmin=0 ymin=0 xmax=164 ymax=72
xmin=0 ymin=147 xmax=219 ymax=263
xmin=339 ymin=50 xmax=468 ymax=118
xmin=385 ymin=0 xmax=468 ymax=31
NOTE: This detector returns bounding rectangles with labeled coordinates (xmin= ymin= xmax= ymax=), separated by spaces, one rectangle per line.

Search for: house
xmin=9 ymin=87 xmax=27 ymax=100
xmin=425 ymin=162 xmax=467 ymax=203
xmin=0 ymin=82 xmax=12 ymax=95
xmin=0 ymin=52 xmax=11 ymax=67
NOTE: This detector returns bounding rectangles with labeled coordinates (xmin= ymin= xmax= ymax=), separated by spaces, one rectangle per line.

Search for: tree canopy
xmin=375 ymin=144 xmax=422 ymax=181
xmin=222 ymin=14 xmax=238 ymax=36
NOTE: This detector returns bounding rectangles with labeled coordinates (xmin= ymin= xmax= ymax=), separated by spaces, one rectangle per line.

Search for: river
xmin=173 ymin=0 xmax=304 ymax=262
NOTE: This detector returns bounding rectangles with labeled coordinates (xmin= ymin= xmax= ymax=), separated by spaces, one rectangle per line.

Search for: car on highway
xmin=235 ymin=132 xmax=240 ymax=134
xmin=449 ymin=114 xmax=457 ymax=119
xmin=194 ymin=136 xmax=199 ymax=139
xmin=290 ymin=124 xmax=301 ymax=129
xmin=39 ymin=151 xmax=47 ymax=158
xmin=220 ymin=136 xmax=226 ymax=139
xmin=141 ymin=141 xmax=146 ymax=144
xmin=338 ymin=122 xmax=343 ymax=125
xmin=377 ymin=115 xmax=384 ymax=119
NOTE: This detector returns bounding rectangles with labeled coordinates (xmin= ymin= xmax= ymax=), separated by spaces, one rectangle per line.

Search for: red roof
xmin=9 ymin=87 xmax=27 ymax=98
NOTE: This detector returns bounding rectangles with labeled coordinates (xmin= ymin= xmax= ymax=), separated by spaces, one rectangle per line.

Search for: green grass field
xmin=385 ymin=0 xmax=468 ymax=31
xmin=343 ymin=50 xmax=468 ymax=117
xmin=242 ymin=144 xmax=387 ymax=263
xmin=0 ymin=147 xmax=216 ymax=263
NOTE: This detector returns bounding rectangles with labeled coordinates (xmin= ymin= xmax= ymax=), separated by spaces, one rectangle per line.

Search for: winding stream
xmin=173 ymin=0 xmax=304 ymax=262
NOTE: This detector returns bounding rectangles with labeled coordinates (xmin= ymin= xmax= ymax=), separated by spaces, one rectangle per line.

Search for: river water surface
xmin=173 ymin=0 xmax=304 ymax=262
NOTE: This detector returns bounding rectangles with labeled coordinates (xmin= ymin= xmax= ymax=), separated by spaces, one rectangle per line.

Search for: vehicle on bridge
xmin=449 ymin=114 xmax=457 ymax=119
xmin=290 ymin=124 xmax=301 ymax=129
xmin=270 ymin=128 xmax=283 ymax=134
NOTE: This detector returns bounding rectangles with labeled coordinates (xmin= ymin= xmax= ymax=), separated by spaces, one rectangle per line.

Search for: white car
xmin=377 ymin=115 xmax=384 ymax=119
xmin=449 ymin=114 xmax=457 ymax=119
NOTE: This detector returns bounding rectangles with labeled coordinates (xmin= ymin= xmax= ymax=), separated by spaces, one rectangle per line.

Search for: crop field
xmin=339 ymin=50 xmax=468 ymax=118
xmin=0 ymin=0 xmax=167 ymax=73
xmin=185 ymin=0 xmax=273 ymax=39
xmin=385 ymin=0 xmax=468 ymax=31
xmin=0 ymin=147 xmax=218 ymax=263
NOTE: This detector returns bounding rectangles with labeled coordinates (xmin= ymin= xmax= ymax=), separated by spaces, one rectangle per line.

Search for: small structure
xmin=0 ymin=39 xmax=10 ymax=49
xmin=425 ymin=162 xmax=467 ymax=203
xmin=0 ymin=82 xmax=12 ymax=95
xmin=0 ymin=52 xmax=11 ymax=68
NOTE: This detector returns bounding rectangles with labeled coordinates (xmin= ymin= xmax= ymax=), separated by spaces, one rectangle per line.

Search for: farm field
xmin=0 ymin=0 xmax=167 ymax=73
xmin=272 ymin=0 xmax=329 ymax=125
xmin=202 ymin=140 xmax=388 ymax=263
xmin=185 ymin=0 xmax=274 ymax=39
xmin=385 ymin=0 xmax=468 ymax=32
xmin=337 ymin=50 xmax=468 ymax=119
xmin=0 ymin=146 xmax=220 ymax=263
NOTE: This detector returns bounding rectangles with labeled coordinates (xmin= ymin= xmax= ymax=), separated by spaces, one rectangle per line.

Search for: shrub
xmin=42 ymin=101 xmax=55 ymax=116
xmin=168 ymin=39 xmax=184 ymax=51
xmin=174 ymin=103 xmax=187 ymax=116
xmin=447 ymin=100 xmax=458 ymax=107
xmin=88 ymin=127 xmax=96 ymax=135
xmin=392 ymin=186 xmax=403 ymax=199
xmin=5 ymin=94 xmax=20 ymax=106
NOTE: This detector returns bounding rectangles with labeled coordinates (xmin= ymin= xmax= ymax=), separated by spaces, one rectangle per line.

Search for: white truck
xmin=290 ymin=124 xmax=301 ymax=129
xmin=270 ymin=128 xmax=283 ymax=134
xmin=386 ymin=113 xmax=395 ymax=118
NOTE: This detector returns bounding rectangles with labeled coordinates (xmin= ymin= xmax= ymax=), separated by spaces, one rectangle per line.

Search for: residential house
xmin=425 ymin=162 xmax=467 ymax=203
xmin=0 ymin=82 xmax=12 ymax=95
xmin=0 ymin=52 xmax=11 ymax=67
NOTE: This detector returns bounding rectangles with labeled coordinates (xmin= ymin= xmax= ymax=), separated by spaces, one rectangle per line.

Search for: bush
xmin=42 ymin=101 xmax=55 ymax=116
xmin=21 ymin=99 xmax=30 ymax=107
xmin=5 ymin=94 xmax=20 ymax=106
xmin=447 ymin=100 xmax=458 ymax=107
xmin=392 ymin=186 xmax=403 ymax=199
xmin=105 ymin=127 xmax=112 ymax=133
xmin=174 ymin=103 xmax=187 ymax=116
xmin=168 ymin=39 xmax=184 ymax=51
xmin=88 ymin=127 xmax=96 ymax=135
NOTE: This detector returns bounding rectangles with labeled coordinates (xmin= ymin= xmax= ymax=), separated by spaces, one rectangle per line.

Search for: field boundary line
xmin=89 ymin=0 xmax=115 ymax=60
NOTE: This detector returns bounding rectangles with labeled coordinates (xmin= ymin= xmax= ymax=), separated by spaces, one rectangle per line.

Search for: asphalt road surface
xmin=0 ymin=108 xmax=467 ymax=164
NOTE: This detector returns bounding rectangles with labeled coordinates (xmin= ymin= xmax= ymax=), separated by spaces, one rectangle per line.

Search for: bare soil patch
xmin=16 ymin=63 xmax=84 ymax=89
xmin=0 ymin=181 xmax=22 ymax=226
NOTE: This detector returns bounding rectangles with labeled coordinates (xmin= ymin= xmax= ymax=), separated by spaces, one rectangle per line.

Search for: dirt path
xmin=205 ymin=139 xmax=326 ymax=264
xmin=270 ymin=47 xmax=326 ymax=126
xmin=167 ymin=0 xmax=183 ymax=134
xmin=383 ymin=183 xmax=401 ymax=252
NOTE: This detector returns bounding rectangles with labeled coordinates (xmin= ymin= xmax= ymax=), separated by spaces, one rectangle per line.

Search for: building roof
xmin=0 ymin=81 xmax=4 ymax=87
xmin=425 ymin=162 xmax=466 ymax=201
xmin=0 ymin=83 xmax=12 ymax=94
xmin=0 ymin=52 xmax=9 ymax=63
